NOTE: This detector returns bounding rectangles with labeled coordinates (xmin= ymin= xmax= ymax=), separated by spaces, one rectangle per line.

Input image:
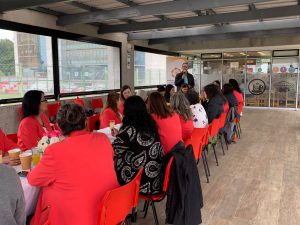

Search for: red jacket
xmin=118 ymin=101 xmax=124 ymax=116
xmin=27 ymin=130 xmax=119 ymax=225
xmin=179 ymin=117 xmax=194 ymax=142
xmin=233 ymin=90 xmax=244 ymax=114
xmin=0 ymin=129 xmax=18 ymax=155
xmin=17 ymin=113 xmax=52 ymax=151
xmin=152 ymin=113 xmax=182 ymax=155
xmin=100 ymin=108 xmax=122 ymax=129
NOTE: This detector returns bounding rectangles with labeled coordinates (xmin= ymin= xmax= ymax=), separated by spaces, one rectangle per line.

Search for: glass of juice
xmin=31 ymin=148 xmax=40 ymax=166
xmin=109 ymin=120 xmax=115 ymax=130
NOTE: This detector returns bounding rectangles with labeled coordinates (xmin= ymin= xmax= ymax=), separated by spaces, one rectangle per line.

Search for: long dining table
xmin=17 ymin=123 xmax=122 ymax=217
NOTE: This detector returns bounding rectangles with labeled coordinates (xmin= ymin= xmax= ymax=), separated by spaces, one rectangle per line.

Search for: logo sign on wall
xmin=248 ymin=79 xmax=266 ymax=95
xmin=280 ymin=67 xmax=287 ymax=73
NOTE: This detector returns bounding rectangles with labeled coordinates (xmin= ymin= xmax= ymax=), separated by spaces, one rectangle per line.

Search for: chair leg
xmin=203 ymin=146 xmax=210 ymax=176
xmin=219 ymin=134 xmax=225 ymax=155
xmin=223 ymin=133 xmax=228 ymax=150
xmin=202 ymin=152 xmax=209 ymax=183
xmin=131 ymin=208 xmax=137 ymax=223
xmin=151 ymin=201 xmax=159 ymax=225
xmin=212 ymin=144 xmax=219 ymax=166
xmin=143 ymin=201 xmax=150 ymax=218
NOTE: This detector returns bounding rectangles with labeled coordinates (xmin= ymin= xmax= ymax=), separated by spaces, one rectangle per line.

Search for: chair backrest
xmin=208 ymin=118 xmax=220 ymax=137
xmin=98 ymin=168 xmax=143 ymax=225
xmin=87 ymin=114 xmax=100 ymax=132
xmin=185 ymin=128 xmax=208 ymax=161
xmin=91 ymin=98 xmax=104 ymax=110
xmin=7 ymin=133 xmax=18 ymax=143
xmin=74 ymin=97 xmax=85 ymax=107
xmin=162 ymin=157 xmax=174 ymax=192
xmin=47 ymin=102 xmax=61 ymax=118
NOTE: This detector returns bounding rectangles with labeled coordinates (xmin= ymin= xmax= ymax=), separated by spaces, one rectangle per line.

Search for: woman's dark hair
xmin=213 ymin=80 xmax=221 ymax=87
xmin=223 ymin=83 xmax=234 ymax=95
xmin=120 ymin=85 xmax=131 ymax=101
xmin=22 ymin=90 xmax=44 ymax=119
xmin=164 ymin=84 xmax=174 ymax=103
xmin=186 ymin=89 xmax=200 ymax=105
xmin=123 ymin=96 xmax=158 ymax=135
xmin=204 ymin=84 xmax=219 ymax=100
xmin=229 ymin=79 xmax=242 ymax=93
xmin=149 ymin=92 xmax=173 ymax=119
xmin=157 ymin=85 xmax=166 ymax=93
xmin=106 ymin=91 xmax=120 ymax=118
xmin=181 ymin=83 xmax=189 ymax=89
xmin=57 ymin=104 xmax=86 ymax=135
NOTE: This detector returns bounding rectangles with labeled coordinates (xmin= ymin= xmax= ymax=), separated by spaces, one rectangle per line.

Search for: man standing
xmin=175 ymin=62 xmax=195 ymax=91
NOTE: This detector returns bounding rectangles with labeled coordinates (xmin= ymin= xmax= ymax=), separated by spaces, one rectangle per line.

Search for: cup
xmin=0 ymin=150 xmax=2 ymax=164
xmin=31 ymin=148 xmax=41 ymax=166
xmin=19 ymin=152 xmax=32 ymax=171
xmin=8 ymin=149 xmax=21 ymax=160
xmin=109 ymin=120 xmax=115 ymax=130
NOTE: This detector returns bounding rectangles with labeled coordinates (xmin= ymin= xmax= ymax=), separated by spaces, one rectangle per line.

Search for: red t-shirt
xmin=233 ymin=90 xmax=244 ymax=114
xmin=100 ymin=108 xmax=122 ymax=129
xmin=152 ymin=113 xmax=182 ymax=155
xmin=118 ymin=101 xmax=124 ymax=116
xmin=179 ymin=117 xmax=194 ymax=141
xmin=0 ymin=129 xmax=18 ymax=155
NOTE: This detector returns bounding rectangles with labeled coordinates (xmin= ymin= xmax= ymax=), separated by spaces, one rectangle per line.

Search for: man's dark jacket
xmin=165 ymin=142 xmax=203 ymax=225
xmin=175 ymin=72 xmax=195 ymax=90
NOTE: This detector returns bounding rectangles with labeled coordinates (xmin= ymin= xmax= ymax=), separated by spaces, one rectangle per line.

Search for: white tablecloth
xmin=14 ymin=165 xmax=40 ymax=216
xmin=97 ymin=123 xmax=121 ymax=143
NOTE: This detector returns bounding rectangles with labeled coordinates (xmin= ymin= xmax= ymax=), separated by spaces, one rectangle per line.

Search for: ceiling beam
xmin=98 ymin=5 xmax=300 ymax=33
xmin=57 ymin=0 xmax=268 ymax=26
xmin=148 ymin=27 xmax=300 ymax=45
xmin=128 ymin=17 xmax=300 ymax=40
xmin=66 ymin=1 xmax=98 ymax=12
xmin=115 ymin=0 xmax=138 ymax=7
xmin=0 ymin=0 xmax=72 ymax=12
xmin=30 ymin=6 xmax=67 ymax=16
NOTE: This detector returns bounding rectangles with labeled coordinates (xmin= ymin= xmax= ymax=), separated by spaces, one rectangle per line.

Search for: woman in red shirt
xmin=100 ymin=91 xmax=122 ymax=128
xmin=119 ymin=85 xmax=133 ymax=115
xmin=148 ymin=92 xmax=182 ymax=155
xmin=170 ymin=92 xmax=194 ymax=141
xmin=229 ymin=79 xmax=244 ymax=114
xmin=28 ymin=104 xmax=119 ymax=225
xmin=18 ymin=90 xmax=52 ymax=150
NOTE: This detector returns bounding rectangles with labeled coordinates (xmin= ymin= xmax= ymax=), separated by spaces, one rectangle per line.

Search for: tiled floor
xmin=135 ymin=108 xmax=300 ymax=225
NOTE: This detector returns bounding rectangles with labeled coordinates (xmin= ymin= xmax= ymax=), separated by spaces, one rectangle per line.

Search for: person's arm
xmin=27 ymin=146 xmax=55 ymax=187
xmin=18 ymin=120 xmax=40 ymax=150
xmin=189 ymin=74 xmax=195 ymax=88
xmin=175 ymin=73 xmax=184 ymax=86
xmin=14 ymin=174 xmax=26 ymax=225
xmin=0 ymin=129 xmax=18 ymax=155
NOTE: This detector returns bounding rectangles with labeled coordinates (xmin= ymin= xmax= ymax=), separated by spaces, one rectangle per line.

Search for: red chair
xmin=185 ymin=127 xmax=210 ymax=183
xmin=87 ymin=114 xmax=100 ymax=132
xmin=91 ymin=98 xmax=104 ymax=112
xmin=140 ymin=157 xmax=174 ymax=225
xmin=98 ymin=168 xmax=143 ymax=225
xmin=208 ymin=118 xmax=221 ymax=166
xmin=7 ymin=133 xmax=18 ymax=144
xmin=74 ymin=97 xmax=85 ymax=107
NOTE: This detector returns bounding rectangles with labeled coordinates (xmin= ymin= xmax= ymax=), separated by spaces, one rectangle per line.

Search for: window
xmin=0 ymin=29 xmax=53 ymax=100
xmin=134 ymin=51 xmax=167 ymax=86
xmin=58 ymin=39 xmax=120 ymax=94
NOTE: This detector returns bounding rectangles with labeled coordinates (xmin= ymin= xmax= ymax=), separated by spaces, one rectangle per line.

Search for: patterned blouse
xmin=190 ymin=103 xmax=208 ymax=128
xmin=112 ymin=125 xmax=165 ymax=195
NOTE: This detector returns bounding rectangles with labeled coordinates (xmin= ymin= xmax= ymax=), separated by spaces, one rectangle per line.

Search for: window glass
xmin=58 ymin=39 xmax=120 ymax=93
xmin=134 ymin=51 xmax=167 ymax=86
xmin=0 ymin=29 xmax=53 ymax=99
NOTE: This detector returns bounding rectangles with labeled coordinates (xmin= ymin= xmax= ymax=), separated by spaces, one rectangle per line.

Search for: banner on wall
xmin=166 ymin=56 xmax=188 ymax=84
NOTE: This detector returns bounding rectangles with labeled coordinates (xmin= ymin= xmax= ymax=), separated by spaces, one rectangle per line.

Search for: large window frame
xmin=0 ymin=20 xmax=122 ymax=104
xmin=134 ymin=46 xmax=179 ymax=90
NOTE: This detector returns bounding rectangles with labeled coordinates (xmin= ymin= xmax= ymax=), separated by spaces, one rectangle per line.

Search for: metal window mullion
xmin=52 ymin=37 xmax=60 ymax=100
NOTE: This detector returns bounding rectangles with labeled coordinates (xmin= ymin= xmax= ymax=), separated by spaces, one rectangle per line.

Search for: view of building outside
xmin=58 ymin=39 xmax=120 ymax=94
xmin=0 ymin=29 xmax=53 ymax=99
xmin=134 ymin=51 xmax=167 ymax=86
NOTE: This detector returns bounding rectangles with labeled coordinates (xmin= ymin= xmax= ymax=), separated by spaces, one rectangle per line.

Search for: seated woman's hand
xmin=111 ymin=128 xmax=119 ymax=137
xmin=2 ymin=156 xmax=20 ymax=166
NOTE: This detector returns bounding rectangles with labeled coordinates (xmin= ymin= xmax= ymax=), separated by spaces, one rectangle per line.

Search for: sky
xmin=0 ymin=29 xmax=14 ymax=42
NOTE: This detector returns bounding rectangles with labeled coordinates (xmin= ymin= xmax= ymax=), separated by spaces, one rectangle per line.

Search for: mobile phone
xmin=18 ymin=171 xmax=29 ymax=177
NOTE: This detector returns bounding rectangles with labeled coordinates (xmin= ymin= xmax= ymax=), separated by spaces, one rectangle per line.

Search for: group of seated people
xmin=0 ymin=78 xmax=243 ymax=225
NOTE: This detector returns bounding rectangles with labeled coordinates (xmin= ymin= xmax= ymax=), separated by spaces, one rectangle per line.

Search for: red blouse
xmin=118 ymin=101 xmax=124 ymax=116
xmin=100 ymin=108 xmax=122 ymax=129
xmin=233 ymin=90 xmax=244 ymax=114
xmin=17 ymin=113 xmax=52 ymax=151
xmin=152 ymin=113 xmax=182 ymax=155
xmin=0 ymin=129 xmax=18 ymax=155
xmin=179 ymin=117 xmax=194 ymax=141
xmin=28 ymin=130 xmax=119 ymax=225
